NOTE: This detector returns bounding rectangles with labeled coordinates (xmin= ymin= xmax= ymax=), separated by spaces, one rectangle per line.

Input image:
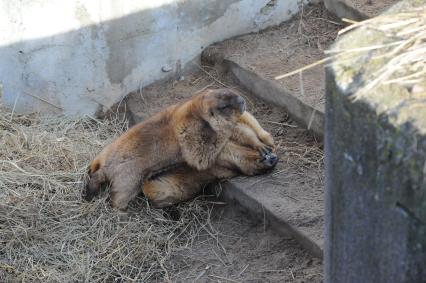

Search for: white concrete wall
xmin=0 ymin=0 xmax=303 ymax=116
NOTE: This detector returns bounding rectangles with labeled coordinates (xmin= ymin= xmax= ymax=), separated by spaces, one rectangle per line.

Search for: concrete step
xmin=324 ymin=0 xmax=400 ymax=21
xmin=222 ymin=173 xmax=324 ymax=259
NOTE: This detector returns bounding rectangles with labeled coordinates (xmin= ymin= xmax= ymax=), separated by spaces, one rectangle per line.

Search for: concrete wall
xmin=0 ymin=0 xmax=304 ymax=116
xmin=325 ymin=0 xmax=426 ymax=282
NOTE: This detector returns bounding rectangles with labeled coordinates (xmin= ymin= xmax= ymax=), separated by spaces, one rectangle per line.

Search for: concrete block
xmin=222 ymin=176 xmax=324 ymax=259
xmin=0 ymin=0 xmax=305 ymax=116
xmin=325 ymin=0 xmax=426 ymax=282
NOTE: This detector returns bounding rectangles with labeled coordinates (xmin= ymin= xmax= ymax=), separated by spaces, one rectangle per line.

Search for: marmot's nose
xmin=262 ymin=152 xmax=278 ymax=167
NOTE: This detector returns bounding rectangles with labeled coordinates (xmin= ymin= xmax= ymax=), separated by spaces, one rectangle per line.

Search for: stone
xmin=161 ymin=65 xmax=173 ymax=72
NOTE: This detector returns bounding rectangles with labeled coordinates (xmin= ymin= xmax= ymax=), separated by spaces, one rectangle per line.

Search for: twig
xmin=194 ymin=83 xmax=215 ymax=95
xmin=238 ymin=264 xmax=249 ymax=277
xmin=314 ymin=17 xmax=344 ymax=26
xmin=275 ymin=57 xmax=331 ymax=80
xmin=258 ymin=269 xmax=286 ymax=273
xmin=10 ymin=92 xmax=21 ymax=122
xmin=212 ymin=249 xmax=227 ymax=266
xmin=192 ymin=265 xmax=210 ymax=283
xmin=194 ymin=64 xmax=230 ymax=89
xmin=23 ymin=90 xmax=63 ymax=110
xmin=297 ymin=0 xmax=306 ymax=35
xmin=265 ymin=121 xmax=297 ymax=128
xmin=208 ymin=275 xmax=241 ymax=283
xmin=307 ymin=108 xmax=317 ymax=131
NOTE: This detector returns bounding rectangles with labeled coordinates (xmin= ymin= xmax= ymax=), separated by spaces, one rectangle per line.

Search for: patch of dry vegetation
xmin=276 ymin=5 xmax=426 ymax=97
xmin=0 ymin=109 xmax=216 ymax=282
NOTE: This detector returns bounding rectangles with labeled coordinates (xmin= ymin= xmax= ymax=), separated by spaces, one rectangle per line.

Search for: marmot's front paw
xmin=258 ymin=131 xmax=275 ymax=149
xmin=257 ymin=144 xmax=273 ymax=156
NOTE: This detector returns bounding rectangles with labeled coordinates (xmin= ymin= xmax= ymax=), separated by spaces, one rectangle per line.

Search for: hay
xmin=275 ymin=6 xmax=426 ymax=97
xmin=0 ymin=107 xmax=216 ymax=282
xmin=334 ymin=7 xmax=426 ymax=98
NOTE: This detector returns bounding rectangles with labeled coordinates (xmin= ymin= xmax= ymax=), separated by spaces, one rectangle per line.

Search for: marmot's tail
xmin=84 ymin=159 xmax=106 ymax=201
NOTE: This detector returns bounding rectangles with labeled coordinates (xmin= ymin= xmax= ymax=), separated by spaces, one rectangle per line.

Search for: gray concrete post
xmin=325 ymin=1 xmax=426 ymax=282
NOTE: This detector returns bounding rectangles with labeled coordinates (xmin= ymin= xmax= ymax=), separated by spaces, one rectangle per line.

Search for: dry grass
xmin=335 ymin=7 xmax=426 ymax=97
xmin=0 ymin=108 xmax=217 ymax=282
xmin=276 ymin=5 xmax=426 ymax=97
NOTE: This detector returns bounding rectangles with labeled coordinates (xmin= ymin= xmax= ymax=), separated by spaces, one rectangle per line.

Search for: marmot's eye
xmin=217 ymin=105 xmax=229 ymax=111
xmin=210 ymin=111 xmax=214 ymax=116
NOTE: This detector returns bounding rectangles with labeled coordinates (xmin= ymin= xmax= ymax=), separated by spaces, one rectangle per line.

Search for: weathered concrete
xmin=0 ymin=0 xmax=306 ymax=116
xmin=323 ymin=0 xmax=367 ymax=20
xmin=226 ymin=59 xmax=324 ymax=138
xmin=325 ymin=1 xmax=426 ymax=282
xmin=222 ymin=177 xmax=324 ymax=259
xmin=324 ymin=0 xmax=399 ymax=20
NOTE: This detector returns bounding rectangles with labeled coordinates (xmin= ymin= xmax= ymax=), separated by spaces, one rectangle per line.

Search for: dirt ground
xmin=170 ymin=205 xmax=322 ymax=283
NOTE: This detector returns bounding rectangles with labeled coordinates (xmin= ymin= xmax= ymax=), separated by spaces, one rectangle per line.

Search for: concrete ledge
xmin=323 ymin=0 xmax=367 ymax=20
xmin=227 ymin=60 xmax=324 ymax=138
xmin=221 ymin=177 xmax=324 ymax=259
xmin=324 ymin=0 xmax=399 ymax=20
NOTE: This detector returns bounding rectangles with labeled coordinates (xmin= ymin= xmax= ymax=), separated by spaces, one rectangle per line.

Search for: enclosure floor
xmin=206 ymin=3 xmax=341 ymax=113
xmin=125 ymin=65 xmax=324 ymax=281
xmin=171 ymin=205 xmax=322 ymax=282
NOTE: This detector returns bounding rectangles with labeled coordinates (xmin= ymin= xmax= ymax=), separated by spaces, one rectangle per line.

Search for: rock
xmin=161 ymin=65 xmax=173 ymax=72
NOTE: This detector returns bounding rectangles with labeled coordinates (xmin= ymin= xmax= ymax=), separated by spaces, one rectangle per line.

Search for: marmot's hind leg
xmin=144 ymin=173 xmax=206 ymax=208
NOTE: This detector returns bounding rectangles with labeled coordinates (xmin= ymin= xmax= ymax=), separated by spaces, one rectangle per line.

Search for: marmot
xmin=143 ymin=111 xmax=278 ymax=208
xmin=84 ymin=88 xmax=246 ymax=210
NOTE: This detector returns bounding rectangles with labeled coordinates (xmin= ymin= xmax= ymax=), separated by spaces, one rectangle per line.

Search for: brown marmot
xmin=84 ymin=88 xmax=246 ymax=210
xmin=143 ymin=111 xmax=278 ymax=208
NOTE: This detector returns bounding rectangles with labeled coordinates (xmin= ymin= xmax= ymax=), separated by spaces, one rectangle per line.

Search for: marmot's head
xmin=197 ymin=88 xmax=246 ymax=132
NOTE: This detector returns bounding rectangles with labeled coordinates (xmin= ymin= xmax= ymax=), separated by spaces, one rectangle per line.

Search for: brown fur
xmin=84 ymin=88 xmax=246 ymax=210
xmin=143 ymin=111 xmax=278 ymax=208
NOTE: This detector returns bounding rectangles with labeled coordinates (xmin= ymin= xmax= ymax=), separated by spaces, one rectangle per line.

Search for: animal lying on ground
xmin=143 ymin=111 xmax=278 ymax=208
xmin=84 ymin=88 xmax=247 ymax=210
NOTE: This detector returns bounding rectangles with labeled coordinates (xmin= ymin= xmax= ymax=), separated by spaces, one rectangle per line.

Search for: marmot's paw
xmin=258 ymin=131 xmax=275 ymax=149
xmin=258 ymin=144 xmax=274 ymax=156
